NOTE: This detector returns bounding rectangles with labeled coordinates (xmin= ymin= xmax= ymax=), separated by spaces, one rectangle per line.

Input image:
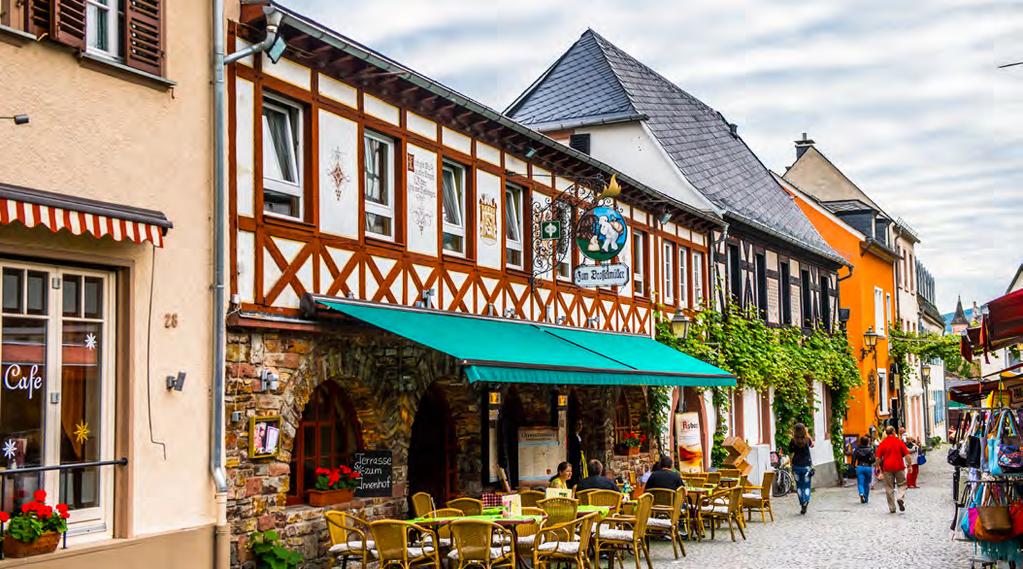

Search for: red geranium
xmin=313 ymin=463 xmax=361 ymax=492
xmin=6 ymin=492 xmax=69 ymax=544
xmin=33 ymin=489 xmax=46 ymax=503
xmin=0 ymin=512 xmax=8 ymax=523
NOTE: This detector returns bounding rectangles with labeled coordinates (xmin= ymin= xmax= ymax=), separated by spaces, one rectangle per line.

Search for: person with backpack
xmin=851 ymin=436 xmax=876 ymax=503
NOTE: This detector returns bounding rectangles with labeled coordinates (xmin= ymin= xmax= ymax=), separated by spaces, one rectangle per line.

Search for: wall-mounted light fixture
xmin=658 ymin=211 xmax=673 ymax=225
xmin=556 ymin=316 xmax=566 ymax=325
xmin=860 ymin=326 xmax=880 ymax=360
xmin=524 ymin=147 xmax=538 ymax=159
xmin=166 ymin=371 xmax=187 ymax=391
xmin=489 ymin=390 xmax=502 ymax=407
xmin=259 ymin=369 xmax=279 ymax=392
xmin=1 ymin=115 xmax=30 ymax=125
xmin=587 ymin=317 xmax=599 ymax=328
xmin=670 ymin=309 xmax=691 ymax=339
xmin=557 ymin=394 xmax=569 ymax=409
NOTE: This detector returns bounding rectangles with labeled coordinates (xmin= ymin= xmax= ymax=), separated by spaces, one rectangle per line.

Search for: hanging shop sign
xmin=540 ymin=220 xmax=562 ymax=241
xmin=573 ymin=263 xmax=630 ymax=288
xmin=576 ymin=205 xmax=628 ymax=262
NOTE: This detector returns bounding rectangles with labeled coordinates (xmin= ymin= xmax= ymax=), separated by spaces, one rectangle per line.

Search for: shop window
xmin=505 ymin=184 xmax=524 ymax=269
xmin=288 ymin=382 xmax=361 ymax=506
xmin=662 ymin=242 xmax=674 ymax=304
xmin=86 ymin=0 xmax=124 ymax=60
xmin=262 ymin=94 xmax=305 ymax=219
xmin=691 ymin=251 xmax=703 ymax=308
xmin=0 ymin=262 xmax=114 ymax=534
xmin=364 ymin=130 xmax=396 ymax=240
xmin=442 ymin=162 xmax=467 ymax=255
xmin=678 ymin=247 xmax=689 ymax=308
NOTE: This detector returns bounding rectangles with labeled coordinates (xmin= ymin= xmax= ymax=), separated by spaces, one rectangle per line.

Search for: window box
xmin=307 ymin=488 xmax=354 ymax=508
xmin=3 ymin=532 xmax=61 ymax=558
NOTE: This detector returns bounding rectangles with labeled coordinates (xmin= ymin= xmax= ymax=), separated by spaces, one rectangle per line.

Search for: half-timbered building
xmin=225 ymin=4 xmax=734 ymax=566
xmin=506 ymin=30 xmax=849 ymax=482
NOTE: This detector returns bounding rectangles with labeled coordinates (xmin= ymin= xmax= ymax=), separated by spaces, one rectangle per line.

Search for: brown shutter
xmin=51 ymin=0 xmax=86 ymax=49
xmin=25 ymin=0 xmax=53 ymax=38
xmin=124 ymin=0 xmax=164 ymax=76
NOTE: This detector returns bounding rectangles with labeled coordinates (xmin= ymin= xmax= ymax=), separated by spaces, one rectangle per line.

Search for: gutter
xmin=521 ymin=112 xmax=649 ymax=133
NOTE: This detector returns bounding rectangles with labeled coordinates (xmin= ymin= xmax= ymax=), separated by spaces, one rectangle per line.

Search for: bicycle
xmin=771 ymin=453 xmax=794 ymax=497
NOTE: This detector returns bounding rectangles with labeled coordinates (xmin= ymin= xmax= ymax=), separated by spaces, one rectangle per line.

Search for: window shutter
xmin=124 ymin=0 xmax=164 ymax=76
xmin=25 ymin=0 xmax=53 ymax=38
xmin=51 ymin=0 xmax=86 ymax=49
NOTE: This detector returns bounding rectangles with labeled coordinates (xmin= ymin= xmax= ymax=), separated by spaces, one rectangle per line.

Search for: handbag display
xmin=996 ymin=412 xmax=1023 ymax=473
xmin=973 ymin=485 xmax=1016 ymax=542
xmin=963 ymin=414 xmax=983 ymax=468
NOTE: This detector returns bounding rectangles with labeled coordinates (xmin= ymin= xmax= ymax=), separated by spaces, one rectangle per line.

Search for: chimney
xmin=728 ymin=123 xmax=738 ymax=138
xmin=795 ymin=132 xmax=815 ymax=160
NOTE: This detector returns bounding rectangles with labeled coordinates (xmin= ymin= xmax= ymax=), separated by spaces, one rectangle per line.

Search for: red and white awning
xmin=0 ymin=182 xmax=171 ymax=247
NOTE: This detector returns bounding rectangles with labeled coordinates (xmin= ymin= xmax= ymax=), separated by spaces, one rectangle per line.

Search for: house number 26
xmin=164 ymin=313 xmax=179 ymax=329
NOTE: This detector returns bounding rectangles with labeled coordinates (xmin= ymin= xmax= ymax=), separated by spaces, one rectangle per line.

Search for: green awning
xmin=310 ymin=298 xmax=734 ymax=387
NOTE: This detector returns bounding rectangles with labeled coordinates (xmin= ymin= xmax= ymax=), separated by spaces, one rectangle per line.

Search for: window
xmin=755 ymin=253 xmax=767 ymax=319
xmin=692 ymin=251 xmax=703 ymax=308
xmin=878 ymin=369 xmax=889 ymax=415
xmin=504 ymin=184 xmax=524 ymax=268
xmin=678 ymin=247 xmax=689 ymax=308
xmin=632 ymin=231 xmax=646 ymax=295
xmin=0 ymin=262 xmax=114 ymax=534
xmin=288 ymin=382 xmax=361 ymax=506
xmin=441 ymin=162 xmax=467 ymax=255
xmin=364 ymin=131 xmax=396 ymax=239
xmin=663 ymin=243 xmax=674 ymax=303
xmin=800 ymin=269 xmax=812 ymax=327
xmin=86 ymin=0 xmax=124 ymax=59
xmin=874 ymin=287 xmax=885 ymax=336
xmin=780 ymin=261 xmax=792 ymax=325
xmin=555 ymin=203 xmax=573 ymax=280
xmin=727 ymin=244 xmax=741 ymax=303
xmin=885 ymin=293 xmax=892 ymax=336
xmin=820 ymin=276 xmax=832 ymax=330
xmin=262 ymin=96 xmax=304 ymax=219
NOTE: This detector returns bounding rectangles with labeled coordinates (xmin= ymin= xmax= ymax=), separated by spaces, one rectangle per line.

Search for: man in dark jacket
xmin=644 ymin=455 xmax=683 ymax=491
xmin=576 ymin=459 xmax=618 ymax=491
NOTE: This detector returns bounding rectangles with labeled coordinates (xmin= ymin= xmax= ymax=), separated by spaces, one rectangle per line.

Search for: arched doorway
xmin=408 ymin=385 xmax=457 ymax=506
xmin=497 ymin=388 xmax=524 ymax=488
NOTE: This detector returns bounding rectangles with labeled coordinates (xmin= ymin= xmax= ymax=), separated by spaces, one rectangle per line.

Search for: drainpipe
xmin=212 ymin=6 xmax=284 ymax=568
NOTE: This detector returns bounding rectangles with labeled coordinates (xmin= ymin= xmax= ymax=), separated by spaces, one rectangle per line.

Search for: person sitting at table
xmin=577 ymin=459 xmax=618 ymax=491
xmin=549 ymin=461 xmax=573 ymax=489
xmin=644 ymin=455 xmax=683 ymax=491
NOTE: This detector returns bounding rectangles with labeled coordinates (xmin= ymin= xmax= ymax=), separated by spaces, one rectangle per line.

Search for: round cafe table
xmin=683 ymin=486 xmax=717 ymax=540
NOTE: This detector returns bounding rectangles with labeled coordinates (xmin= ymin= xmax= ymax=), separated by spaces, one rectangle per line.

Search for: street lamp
xmin=670 ymin=309 xmax=691 ymax=339
xmin=861 ymin=326 xmax=880 ymax=360
xmin=921 ymin=364 xmax=931 ymax=385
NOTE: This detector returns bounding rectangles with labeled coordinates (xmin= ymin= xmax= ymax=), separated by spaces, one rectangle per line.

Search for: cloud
xmin=286 ymin=0 xmax=1023 ymax=311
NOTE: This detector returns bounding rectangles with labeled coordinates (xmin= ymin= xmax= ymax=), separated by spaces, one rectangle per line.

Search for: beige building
xmin=0 ymin=1 xmax=218 ymax=567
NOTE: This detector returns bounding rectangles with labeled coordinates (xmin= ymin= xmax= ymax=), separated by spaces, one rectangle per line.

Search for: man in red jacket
xmin=876 ymin=426 xmax=911 ymax=513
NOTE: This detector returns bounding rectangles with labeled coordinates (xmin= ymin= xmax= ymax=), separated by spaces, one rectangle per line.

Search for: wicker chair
xmin=705 ymin=472 xmax=721 ymax=486
xmin=325 ymin=511 xmax=374 ymax=569
xmin=681 ymin=473 xmax=707 ymax=488
xmin=575 ymin=489 xmax=595 ymax=505
xmin=518 ymin=489 xmax=545 ymax=508
xmin=534 ymin=512 xmax=597 ymax=569
xmin=447 ymin=519 xmax=515 ymax=569
xmin=369 ymin=519 xmax=442 ymax=569
xmin=538 ymin=497 xmax=578 ymax=528
xmin=422 ymin=509 xmax=463 ymax=549
xmin=411 ymin=492 xmax=437 ymax=518
xmin=718 ymin=467 xmax=740 ymax=478
xmin=586 ymin=490 xmax=624 ymax=515
xmin=593 ymin=493 xmax=654 ymax=569
xmin=742 ymin=471 xmax=776 ymax=523
xmin=446 ymin=497 xmax=484 ymax=516
xmin=645 ymin=487 xmax=686 ymax=559
xmin=700 ymin=486 xmax=746 ymax=542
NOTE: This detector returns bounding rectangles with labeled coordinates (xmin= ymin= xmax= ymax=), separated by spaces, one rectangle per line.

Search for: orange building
xmin=775 ymin=173 xmax=897 ymax=439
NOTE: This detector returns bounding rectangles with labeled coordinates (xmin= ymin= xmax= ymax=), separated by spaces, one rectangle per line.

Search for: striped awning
xmin=0 ymin=182 xmax=172 ymax=247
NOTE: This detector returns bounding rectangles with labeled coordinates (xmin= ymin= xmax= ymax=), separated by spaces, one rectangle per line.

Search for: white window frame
xmin=885 ymin=293 xmax=892 ymax=337
xmin=85 ymin=0 xmax=122 ymax=60
xmin=878 ymin=369 xmax=889 ymax=414
xmin=261 ymin=96 xmax=304 ymax=220
xmin=662 ymin=242 xmax=674 ymax=303
xmin=692 ymin=251 xmax=704 ymax=308
xmin=632 ymin=231 xmax=646 ymax=296
xmin=364 ymin=130 xmax=396 ymax=240
xmin=678 ymin=247 xmax=689 ymax=309
xmin=0 ymin=260 xmax=116 ymax=539
xmin=504 ymin=184 xmax=524 ymax=269
xmin=441 ymin=162 xmax=467 ymax=256
xmin=874 ymin=287 xmax=885 ymax=337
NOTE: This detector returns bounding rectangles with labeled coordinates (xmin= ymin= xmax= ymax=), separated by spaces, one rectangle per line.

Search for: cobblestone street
xmin=648 ymin=456 xmax=972 ymax=568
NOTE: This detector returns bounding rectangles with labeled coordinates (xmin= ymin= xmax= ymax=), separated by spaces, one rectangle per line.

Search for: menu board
xmin=353 ymin=450 xmax=393 ymax=497
xmin=517 ymin=427 xmax=561 ymax=485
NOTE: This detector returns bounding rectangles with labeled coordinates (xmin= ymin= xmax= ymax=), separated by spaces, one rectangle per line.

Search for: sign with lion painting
xmin=576 ymin=205 xmax=628 ymax=262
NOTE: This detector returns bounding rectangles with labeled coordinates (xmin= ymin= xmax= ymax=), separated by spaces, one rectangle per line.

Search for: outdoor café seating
xmin=645 ymin=487 xmax=686 ymax=559
xmin=575 ymin=488 xmax=595 ymax=505
xmin=586 ymin=489 xmax=624 ymax=515
xmin=324 ymin=510 xmax=374 ymax=569
xmin=412 ymin=492 xmax=438 ymax=518
xmin=533 ymin=512 xmax=598 ymax=569
xmin=537 ymin=497 xmax=579 ymax=527
xmin=593 ymin=492 xmax=654 ymax=569
xmin=742 ymin=471 xmax=776 ymax=523
xmin=700 ymin=486 xmax=747 ymax=542
xmin=423 ymin=508 xmax=463 ymax=549
xmin=447 ymin=497 xmax=484 ymax=515
xmin=448 ymin=519 xmax=516 ymax=569
xmin=517 ymin=489 xmax=545 ymax=508
xmin=369 ymin=519 xmax=442 ymax=568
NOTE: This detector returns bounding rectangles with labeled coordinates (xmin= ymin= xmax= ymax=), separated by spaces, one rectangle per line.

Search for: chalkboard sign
xmin=353 ymin=450 xmax=393 ymax=497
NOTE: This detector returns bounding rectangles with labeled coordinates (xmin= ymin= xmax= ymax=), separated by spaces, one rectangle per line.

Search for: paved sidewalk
xmin=645 ymin=455 xmax=973 ymax=568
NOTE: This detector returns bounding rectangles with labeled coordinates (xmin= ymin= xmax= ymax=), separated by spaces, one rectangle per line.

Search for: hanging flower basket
xmin=3 ymin=532 xmax=60 ymax=558
xmin=308 ymin=488 xmax=354 ymax=507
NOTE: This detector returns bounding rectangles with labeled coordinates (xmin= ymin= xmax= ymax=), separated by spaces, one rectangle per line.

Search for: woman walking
xmin=852 ymin=436 xmax=876 ymax=503
xmin=787 ymin=423 xmax=814 ymax=515
xmin=905 ymin=437 xmax=920 ymax=489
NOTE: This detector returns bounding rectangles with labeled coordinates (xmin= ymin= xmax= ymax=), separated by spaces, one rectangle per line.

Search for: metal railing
xmin=0 ymin=458 xmax=127 ymax=559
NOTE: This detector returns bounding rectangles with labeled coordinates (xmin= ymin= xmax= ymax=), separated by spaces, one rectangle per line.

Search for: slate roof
xmin=821 ymin=199 xmax=877 ymax=214
xmin=951 ymin=296 xmax=970 ymax=326
xmin=507 ymin=29 xmax=840 ymax=264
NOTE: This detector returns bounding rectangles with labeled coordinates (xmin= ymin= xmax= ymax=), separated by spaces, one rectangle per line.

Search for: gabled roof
xmin=785 ymin=145 xmax=891 ymax=217
xmin=506 ymin=29 xmax=842 ymax=266
xmin=1009 ymin=263 xmax=1023 ymax=294
xmin=821 ymin=199 xmax=877 ymax=214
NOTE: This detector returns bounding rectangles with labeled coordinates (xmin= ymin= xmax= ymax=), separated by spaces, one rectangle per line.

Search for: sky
xmin=287 ymin=0 xmax=1023 ymax=312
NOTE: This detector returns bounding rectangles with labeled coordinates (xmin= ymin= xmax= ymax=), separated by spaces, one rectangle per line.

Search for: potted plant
xmin=623 ymin=432 xmax=647 ymax=456
xmin=2 ymin=490 xmax=70 ymax=558
xmin=249 ymin=530 xmax=302 ymax=569
xmin=307 ymin=464 xmax=361 ymax=507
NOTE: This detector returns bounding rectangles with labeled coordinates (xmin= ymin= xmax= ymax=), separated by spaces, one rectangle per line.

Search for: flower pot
xmin=3 ymin=532 xmax=61 ymax=558
xmin=308 ymin=488 xmax=354 ymax=507
xmin=627 ymin=446 xmax=640 ymax=457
